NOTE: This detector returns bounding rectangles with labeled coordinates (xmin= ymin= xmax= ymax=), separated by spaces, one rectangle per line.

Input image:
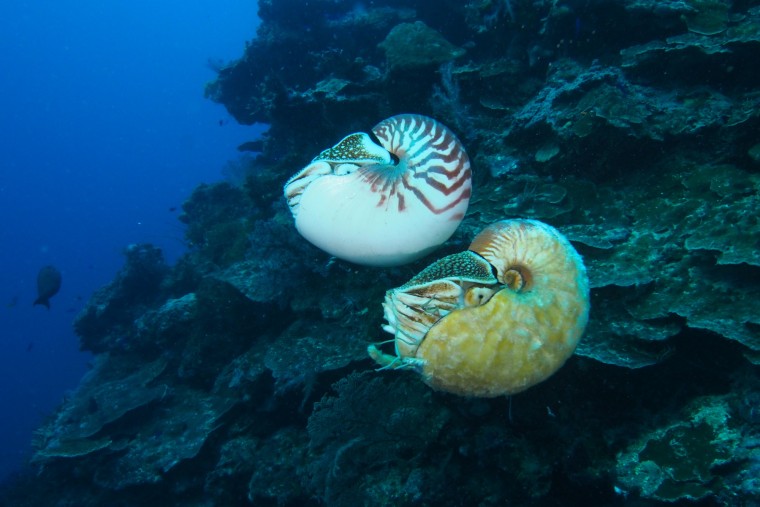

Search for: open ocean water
xmin=0 ymin=0 xmax=261 ymax=483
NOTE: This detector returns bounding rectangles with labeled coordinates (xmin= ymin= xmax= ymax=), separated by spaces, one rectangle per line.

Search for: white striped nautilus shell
xmin=283 ymin=114 xmax=471 ymax=267
xmin=370 ymin=219 xmax=590 ymax=397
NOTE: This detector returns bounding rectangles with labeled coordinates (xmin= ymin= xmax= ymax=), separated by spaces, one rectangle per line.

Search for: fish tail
xmin=33 ymin=298 xmax=50 ymax=310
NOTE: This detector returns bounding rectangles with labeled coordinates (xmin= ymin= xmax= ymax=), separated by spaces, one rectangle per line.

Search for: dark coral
xmin=3 ymin=1 xmax=760 ymax=506
xmin=75 ymin=243 xmax=169 ymax=354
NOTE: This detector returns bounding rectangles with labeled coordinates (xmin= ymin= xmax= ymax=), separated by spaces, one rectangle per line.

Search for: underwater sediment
xmin=3 ymin=0 xmax=760 ymax=505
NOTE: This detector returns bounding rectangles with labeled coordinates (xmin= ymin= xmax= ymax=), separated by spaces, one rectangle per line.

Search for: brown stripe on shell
xmin=469 ymin=220 xmax=537 ymax=288
xmin=367 ymin=114 xmax=470 ymax=214
xmin=417 ymin=167 xmax=472 ymax=196
xmin=402 ymin=177 xmax=471 ymax=215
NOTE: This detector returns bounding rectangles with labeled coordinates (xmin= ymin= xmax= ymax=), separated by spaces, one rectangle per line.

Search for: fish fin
xmin=33 ymin=298 xmax=50 ymax=310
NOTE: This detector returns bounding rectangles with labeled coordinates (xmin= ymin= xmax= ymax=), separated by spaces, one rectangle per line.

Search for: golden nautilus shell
xmin=370 ymin=219 xmax=590 ymax=397
xmin=283 ymin=114 xmax=471 ymax=267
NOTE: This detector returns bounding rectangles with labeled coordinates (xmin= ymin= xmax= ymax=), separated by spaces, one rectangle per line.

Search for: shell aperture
xmin=283 ymin=114 xmax=471 ymax=267
xmin=381 ymin=250 xmax=498 ymax=358
xmin=373 ymin=219 xmax=590 ymax=397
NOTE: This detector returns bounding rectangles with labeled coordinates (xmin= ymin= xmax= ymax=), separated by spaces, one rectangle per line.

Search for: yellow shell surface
xmin=415 ymin=220 xmax=589 ymax=397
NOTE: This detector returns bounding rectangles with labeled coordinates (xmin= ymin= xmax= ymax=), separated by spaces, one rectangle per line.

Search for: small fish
xmin=6 ymin=295 xmax=18 ymax=308
xmin=33 ymin=265 xmax=62 ymax=309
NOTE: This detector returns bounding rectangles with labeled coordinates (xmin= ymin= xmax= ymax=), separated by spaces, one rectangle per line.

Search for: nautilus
xmin=283 ymin=114 xmax=471 ymax=267
xmin=369 ymin=219 xmax=590 ymax=397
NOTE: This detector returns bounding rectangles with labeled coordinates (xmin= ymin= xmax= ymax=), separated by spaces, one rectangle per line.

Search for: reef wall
xmin=4 ymin=0 xmax=760 ymax=505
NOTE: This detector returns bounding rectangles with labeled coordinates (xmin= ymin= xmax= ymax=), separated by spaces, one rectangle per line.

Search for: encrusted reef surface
xmin=3 ymin=0 xmax=760 ymax=505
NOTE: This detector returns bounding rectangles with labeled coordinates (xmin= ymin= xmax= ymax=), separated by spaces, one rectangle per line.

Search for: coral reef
xmin=3 ymin=0 xmax=760 ymax=506
xmin=378 ymin=21 xmax=465 ymax=72
xmin=616 ymin=395 xmax=742 ymax=502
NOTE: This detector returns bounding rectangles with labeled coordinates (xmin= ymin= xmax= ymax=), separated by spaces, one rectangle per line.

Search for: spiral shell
xmin=371 ymin=219 xmax=590 ymax=397
xmin=284 ymin=114 xmax=471 ymax=267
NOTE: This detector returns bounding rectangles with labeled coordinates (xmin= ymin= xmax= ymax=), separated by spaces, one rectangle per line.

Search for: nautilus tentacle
xmin=284 ymin=114 xmax=471 ymax=267
xmin=371 ymin=219 xmax=590 ymax=398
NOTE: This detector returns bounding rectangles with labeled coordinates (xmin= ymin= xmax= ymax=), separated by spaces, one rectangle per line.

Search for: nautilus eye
xmin=462 ymin=285 xmax=498 ymax=307
xmin=370 ymin=219 xmax=590 ymax=398
xmin=283 ymin=114 xmax=472 ymax=267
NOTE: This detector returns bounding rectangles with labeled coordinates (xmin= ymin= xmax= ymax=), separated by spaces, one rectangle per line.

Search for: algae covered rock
xmin=616 ymin=396 xmax=742 ymax=502
xmin=379 ymin=21 xmax=464 ymax=72
xmin=304 ymin=372 xmax=451 ymax=506
xmin=180 ymin=182 xmax=254 ymax=267
xmin=33 ymin=356 xmax=168 ymax=461
xmin=75 ymin=243 xmax=169 ymax=353
xmin=683 ymin=0 xmax=730 ymax=35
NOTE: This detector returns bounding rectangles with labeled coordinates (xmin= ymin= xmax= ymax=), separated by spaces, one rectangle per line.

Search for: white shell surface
xmin=295 ymin=171 xmax=457 ymax=266
xmin=284 ymin=114 xmax=471 ymax=267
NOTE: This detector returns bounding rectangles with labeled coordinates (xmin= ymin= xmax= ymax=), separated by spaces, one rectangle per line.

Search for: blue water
xmin=0 ymin=0 xmax=261 ymax=481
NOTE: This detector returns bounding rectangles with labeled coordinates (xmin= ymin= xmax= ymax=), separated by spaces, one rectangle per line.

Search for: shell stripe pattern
xmin=282 ymin=114 xmax=472 ymax=267
xmin=373 ymin=219 xmax=590 ymax=397
xmin=369 ymin=115 xmax=471 ymax=216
